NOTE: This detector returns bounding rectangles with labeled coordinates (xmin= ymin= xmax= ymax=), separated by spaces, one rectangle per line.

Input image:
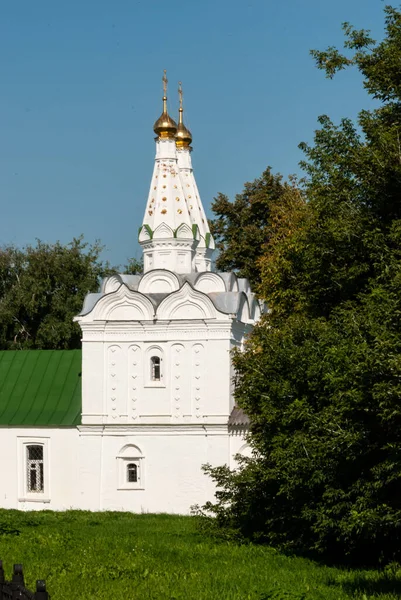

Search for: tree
xmin=123 ymin=256 xmax=143 ymax=275
xmin=0 ymin=237 xmax=115 ymax=350
xmin=203 ymin=6 xmax=401 ymax=565
xmin=209 ymin=168 xmax=293 ymax=288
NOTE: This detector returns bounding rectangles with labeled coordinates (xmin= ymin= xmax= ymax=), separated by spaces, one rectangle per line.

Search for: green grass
xmin=0 ymin=510 xmax=400 ymax=599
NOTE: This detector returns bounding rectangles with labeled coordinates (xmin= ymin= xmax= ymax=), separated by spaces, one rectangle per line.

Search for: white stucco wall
xmin=0 ymin=424 xmax=246 ymax=513
xmin=80 ymin=324 xmax=236 ymax=426
xmin=79 ymin=426 xmax=232 ymax=513
xmin=0 ymin=427 xmax=80 ymax=511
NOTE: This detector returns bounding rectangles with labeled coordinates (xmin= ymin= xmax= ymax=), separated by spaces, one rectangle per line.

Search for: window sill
xmin=144 ymin=383 xmax=166 ymax=389
xmin=18 ymin=496 xmax=51 ymax=503
xmin=117 ymin=486 xmax=145 ymax=491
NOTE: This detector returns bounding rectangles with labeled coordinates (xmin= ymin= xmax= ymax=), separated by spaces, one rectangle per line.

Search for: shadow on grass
xmin=328 ymin=573 xmax=401 ymax=597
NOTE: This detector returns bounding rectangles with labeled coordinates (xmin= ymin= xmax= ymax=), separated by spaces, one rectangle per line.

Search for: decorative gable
xmin=138 ymin=270 xmax=180 ymax=295
xmin=194 ymin=272 xmax=226 ymax=294
xmin=156 ymin=282 xmax=218 ymax=320
xmin=175 ymin=223 xmax=194 ymax=239
xmin=79 ymin=285 xmax=155 ymax=321
xmin=153 ymin=223 xmax=175 ymax=239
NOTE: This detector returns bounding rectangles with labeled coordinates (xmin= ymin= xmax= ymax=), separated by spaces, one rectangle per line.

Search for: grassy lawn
xmin=0 ymin=510 xmax=400 ymax=599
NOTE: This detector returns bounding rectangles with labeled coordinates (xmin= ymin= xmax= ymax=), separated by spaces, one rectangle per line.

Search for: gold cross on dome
xmin=178 ymin=81 xmax=183 ymax=109
xmin=163 ymin=70 xmax=168 ymax=96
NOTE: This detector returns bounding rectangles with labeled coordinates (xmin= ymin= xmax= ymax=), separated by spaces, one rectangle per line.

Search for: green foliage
xmin=257 ymin=184 xmax=310 ymax=313
xmin=210 ymin=168 xmax=292 ymax=288
xmin=204 ymin=5 xmax=401 ymax=565
xmin=0 ymin=237 xmax=114 ymax=350
xmin=122 ymin=257 xmax=143 ymax=275
xmin=0 ymin=510 xmax=400 ymax=600
xmin=211 ymin=287 xmax=401 ymax=562
xmin=311 ymin=6 xmax=400 ymax=103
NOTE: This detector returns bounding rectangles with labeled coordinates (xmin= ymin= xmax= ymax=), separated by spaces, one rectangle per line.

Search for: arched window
xmin=145 ymin=347 xmax=165 ymax=387
xmin=150 ymin=356 xmax=161 ymax=381
xmin=127 ymin=463 xmax=138 ymax=483
xmin=117 ymin=444 xmax=144 ymax=490
xmin=26 ymin=445 xmax=44 ymax=493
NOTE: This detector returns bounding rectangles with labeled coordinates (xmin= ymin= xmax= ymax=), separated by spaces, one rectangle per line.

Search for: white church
xmin=0 ymin=74 xmax=261 ymax=513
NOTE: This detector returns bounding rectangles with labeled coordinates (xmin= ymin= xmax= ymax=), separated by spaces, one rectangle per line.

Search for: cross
xmin=163 ymin=70 xmax=168 ymax=96
xmin=178 ymin=81 xmax=183 ymax=109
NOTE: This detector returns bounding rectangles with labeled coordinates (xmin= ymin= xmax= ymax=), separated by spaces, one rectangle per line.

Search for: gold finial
xmin=176 ymin=81 xmax=192 ymax=147
xmin=178 ymin=81 xmax=183 ymax=111
xmin=153 ymin=69 xmax=177 ymax=138
xmin=178 ymin=81 xmax=184 ymax=125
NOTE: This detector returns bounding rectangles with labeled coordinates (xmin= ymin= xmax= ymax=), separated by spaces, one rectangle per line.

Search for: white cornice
xmin=140 ymin=239 xmax=195 ymax=249
xmin=81 ymin=328 xmax=233 ymax=342
xmin=78 ymin=424 xmax=229 ymax=435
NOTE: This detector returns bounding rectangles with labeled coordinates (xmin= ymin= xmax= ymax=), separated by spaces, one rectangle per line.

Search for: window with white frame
xmin=18 ymin=438 xmax=50 ymax=502
xmin=150 ymin=356 xmax=161 ymax=381
xmin=117 ymin=445 xmax=144 ymax=490
xmin=26 ymin=445 xmax=44 ymax=492
xmin=145 ymin=346 xmax=165 ymax=387
xmin=127 ymin=462 xmax=138 ymax=483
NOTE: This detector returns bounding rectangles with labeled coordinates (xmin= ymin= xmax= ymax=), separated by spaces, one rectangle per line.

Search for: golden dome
xmin=175 ymin=82 xmax=192 ymax=148
xmin=176 ymin=108 xmax=192 ymax=147
xmin=153 ymin=70 xmax=177 ymax=138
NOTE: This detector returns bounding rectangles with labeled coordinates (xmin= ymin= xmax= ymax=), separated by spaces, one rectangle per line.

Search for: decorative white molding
xmin=176 ymin=223 xmax=194 ymax=239
xmin=78 ymin=424 xmax=230 ymax=434
xmin=191 ymin=343 xmax=204 ymax=419
xmin=171 ymin=343 xmax=184 ymax=419
xmin=129 ymin=344 xmax=141 ymax=421
xmin=153 ymin=223 xmax=175 ymax=239
xmin=138 ymin=270 xmax=180 ymax=295
xmin=157 ymin=282 xmax=218 ymax=320
xmin=80 ymin=325 xmax=234 ymax=343
xmin=79 ymin=285 xmax=155 ymax=322
xmin=140 ymin=240 xmax=195 ymax=250
xmin=102 ymin=275 xmax=122 ymax=294
xmin=194 ymin=272 xmax=226 ymax=294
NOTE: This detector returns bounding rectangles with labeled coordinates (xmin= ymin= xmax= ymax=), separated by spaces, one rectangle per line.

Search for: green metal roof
xmin=0 ymin=351 xmax=82 ymax=426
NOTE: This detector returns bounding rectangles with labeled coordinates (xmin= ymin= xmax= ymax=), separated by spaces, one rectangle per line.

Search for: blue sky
xmin=0 ymin=0 xmax=391 ymax=267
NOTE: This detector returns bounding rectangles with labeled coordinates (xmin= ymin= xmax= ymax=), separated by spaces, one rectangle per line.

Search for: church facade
xmin=0 ymin=75 xmax=260 ymax=513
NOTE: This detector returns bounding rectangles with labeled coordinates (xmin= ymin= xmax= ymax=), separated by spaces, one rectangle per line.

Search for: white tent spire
xmin=175 ymin=82 xmax=215 ymax=271
xmin=139 ymin=71 xmax=198 ymax=274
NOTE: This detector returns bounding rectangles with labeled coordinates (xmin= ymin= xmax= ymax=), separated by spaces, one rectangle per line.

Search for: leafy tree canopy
xmin=209 ymin=168 xmax=298 ymax=288
xmin=204 ymin=5 xmax=401 ymax=565
xmin=0 ymin=237 xmax=142 ymax=350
